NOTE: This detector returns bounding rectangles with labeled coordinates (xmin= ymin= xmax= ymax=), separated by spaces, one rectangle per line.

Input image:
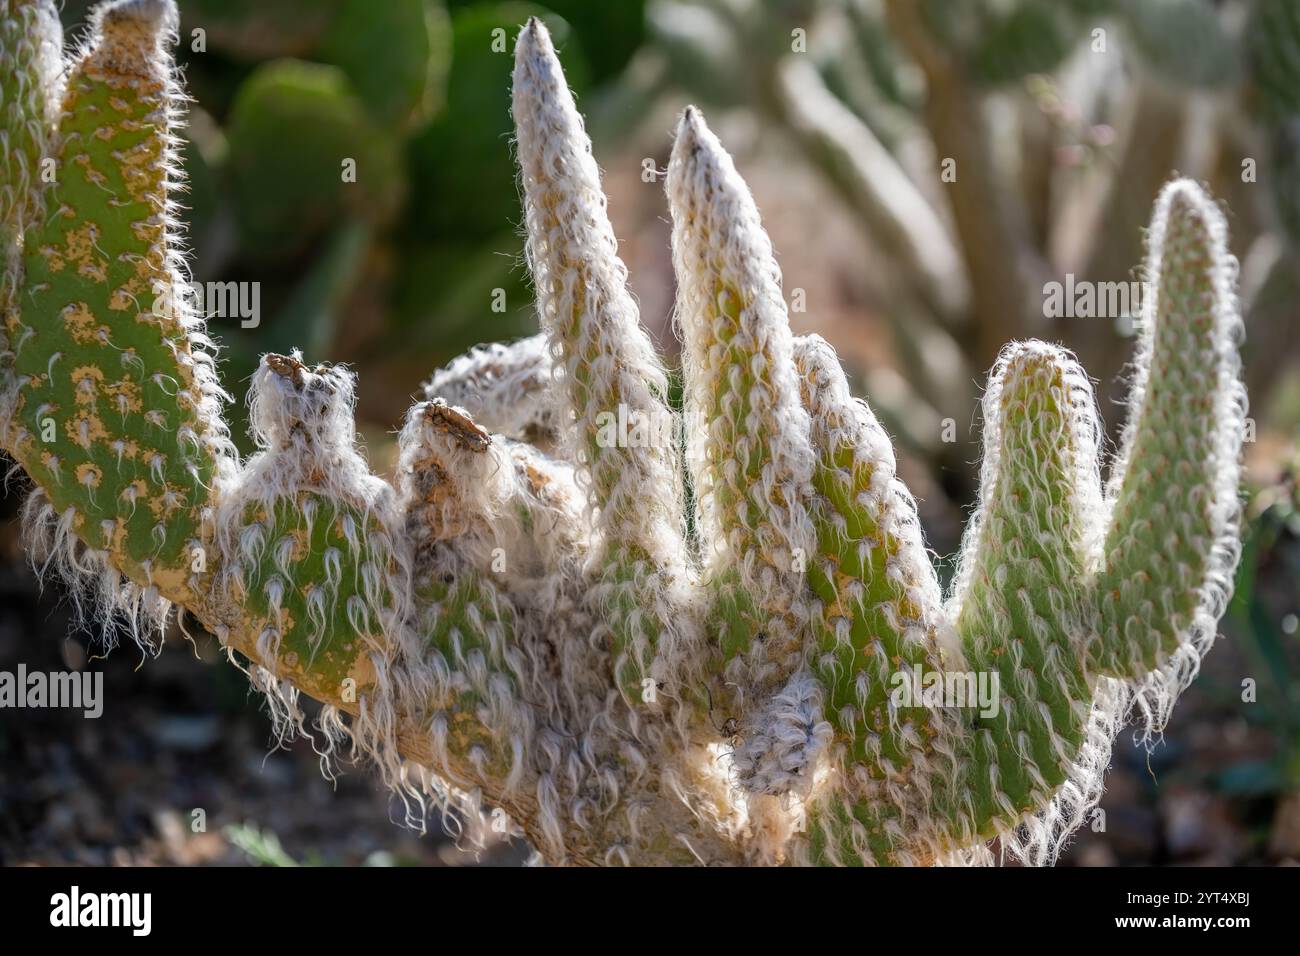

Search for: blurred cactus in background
xmin=0 ymin=1 xmax=1249 ymax=865
xmin=1221 ymin=449 xmax=1300 ymax=814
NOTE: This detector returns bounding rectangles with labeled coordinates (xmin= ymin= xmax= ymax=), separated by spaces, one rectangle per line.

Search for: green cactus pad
xmin=229 ymin=492 xmax=395 ymax=701
xmin=8 ymin=6 xmax=222 ymax=601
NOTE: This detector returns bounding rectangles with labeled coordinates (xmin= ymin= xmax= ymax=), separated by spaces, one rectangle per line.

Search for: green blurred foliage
xmin=183 ymin=0 xmax=344 ymax=59
xmin=920 ymin=0 xmax=1237 ymax=90
xmin=970 ymin=1 xmax=1083 ymax=86
xmin=1247 ymin=0 xmax=1300 ymax=120
xmin=1222 ymin=466 xmax=1300 ymax=797
xmin=457 ymin=0 xmax=645 ymax=84
xmin=1246 ymin=0 xmax=1300 ymax=250
xmin=407 ymin=3 xmax=585 ymax=242
xmin=319 ymin=0 xmax=452 ymax=131
xmin=227 ymin=60 xmax=404 ymax=256
xmin=1118 ymin=0 xmax=1238 ymax=88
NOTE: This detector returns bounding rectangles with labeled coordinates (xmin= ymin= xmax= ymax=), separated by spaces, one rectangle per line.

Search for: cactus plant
xmin=0 ymin=0 xmax=1246 ymax=866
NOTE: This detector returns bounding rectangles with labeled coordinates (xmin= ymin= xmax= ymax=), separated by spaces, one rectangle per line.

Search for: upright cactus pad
xmin=0 ymin=3 xmax=1247 ymax=866
xmin=4 ymin=0 xmax=234 ymax=641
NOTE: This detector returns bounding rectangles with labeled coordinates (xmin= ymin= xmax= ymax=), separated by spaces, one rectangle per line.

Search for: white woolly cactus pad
xmin=0 ymin=2 xmax=1246 ymax=866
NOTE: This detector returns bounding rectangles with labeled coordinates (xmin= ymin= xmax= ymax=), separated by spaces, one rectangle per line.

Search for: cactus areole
xmin=0 ymin=1 xmax=1247 ymax=866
